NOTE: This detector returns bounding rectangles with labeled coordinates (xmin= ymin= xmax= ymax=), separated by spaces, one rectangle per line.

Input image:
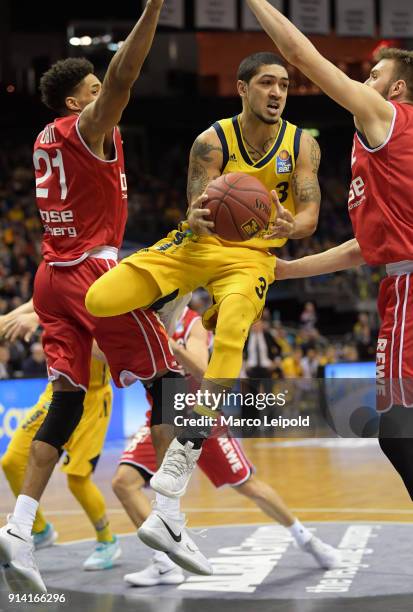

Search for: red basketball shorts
xmin=119 ymin=425 xmax=254 ymax=488
xmin=33 ymin=257 xmax=179 ymax=390
xmin=377 ymin=271 xmax=413 ymax=411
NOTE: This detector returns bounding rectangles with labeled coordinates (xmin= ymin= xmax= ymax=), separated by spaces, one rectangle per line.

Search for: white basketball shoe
xmin=124 ymin=552 xmax=184 ymax=587
xmin=137 ymin=509 xmax=212 ymax=575
xmin=301 ymin=536 xmax=342 ymax=569
xmin=150 ymin=438 xmax=201 ymax=498
xmin=0 ymin=516 xmax=46 ymax=593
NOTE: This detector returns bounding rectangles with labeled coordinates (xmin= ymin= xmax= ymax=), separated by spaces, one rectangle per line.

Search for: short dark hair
xmin=237 ymin=52 xmax=286 ymax=83
xmin=375 ymin=47 xmax=413 ymax=99
xmin=39 ymin=58 xmax=95 ymax=115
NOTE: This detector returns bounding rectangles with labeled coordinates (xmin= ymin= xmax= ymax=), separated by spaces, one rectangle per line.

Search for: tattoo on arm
xmin=292 ymin=173 xmax=321 ymax=204
xmin=187 ymin=162 xmax=211 ymax=203
xmin=310 ymin=137 xmax=321 ymax=174
xmin=191 ymin=138 xmax=222 ymax=163
xmin=187 ymin=136 xmax=222 ymax=204
xmin=291 ymin=134 xmax=321 ymax=204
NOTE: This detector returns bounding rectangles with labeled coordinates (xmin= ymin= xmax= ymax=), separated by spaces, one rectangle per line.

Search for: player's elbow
xmin=348 ymin=241 xmax=364 ymax=266
xmin=285 ymin=45 xmax=307 ymax=70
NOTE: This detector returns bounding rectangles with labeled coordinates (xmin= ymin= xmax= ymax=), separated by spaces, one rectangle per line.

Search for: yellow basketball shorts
xmin=8 ymin=385 xmax=113 ymax=477
xmin=122 ymin=231 xmax=276 ymax=329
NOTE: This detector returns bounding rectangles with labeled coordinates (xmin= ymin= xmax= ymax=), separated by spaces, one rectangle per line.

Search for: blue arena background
xmin=0 ymin=379 xmax=150 ymax=454
xmin=0 ymin=362 xmax=377 ymax=454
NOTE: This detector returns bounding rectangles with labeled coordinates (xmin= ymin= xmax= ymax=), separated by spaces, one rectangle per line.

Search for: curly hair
xmin=237 ymin=52 xmax=286 ymax=83
xmin=39 ymin=58 xmax=95 ymax=115
xmin=375 ymin=48 xmax=413 ymax=99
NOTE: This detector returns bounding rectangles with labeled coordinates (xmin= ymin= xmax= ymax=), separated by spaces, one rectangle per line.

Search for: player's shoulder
xmin=191 ymin=124 xmax=224 ymax=158
xmin=212 ymin=116 xmax=235 ymax=130
xmin=34 ymin=115 xmax=77 ymax=147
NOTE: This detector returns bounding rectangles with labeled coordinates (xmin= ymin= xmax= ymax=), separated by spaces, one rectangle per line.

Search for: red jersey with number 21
xmin=33 ymin=114 xmax=128 ymax=264
xmin=348 ymin=101 xmax=413 ymax=266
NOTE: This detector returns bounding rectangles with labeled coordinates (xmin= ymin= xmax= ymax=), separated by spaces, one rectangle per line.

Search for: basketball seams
xmin=224 ymin=193 xmax=268 ymax=226
xmin=204 ymin=172 xmax=271 ymax=241
xmin=220 ymin=201 xmax=246 ymax=241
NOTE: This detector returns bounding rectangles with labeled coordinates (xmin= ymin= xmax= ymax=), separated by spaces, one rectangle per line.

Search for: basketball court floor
xmin=1 ymin=438 xmax=412 ymax=611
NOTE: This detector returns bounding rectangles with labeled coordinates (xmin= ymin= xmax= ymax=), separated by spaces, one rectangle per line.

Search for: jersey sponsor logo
xmin=241 ymin=218 xmax=260 ymax=238
xmin=39 ymin=210 xmax=74 ymax=223
xmin=217 ymin=437 xmax=244 ymax=473
xmin=348 ymin=176 xmax=366 ymax=211
xmin=120 ymin=170 xmax=128 ymax=199
xmin=276 ymin=149 xmax=292 ymax=174
xmin=351 ymin=142 xmax=357 ymax=167
xmin=229 ymin=153 xmax=237 ymax=162
xmin=40 ymin=209 xmax=77 ymax=238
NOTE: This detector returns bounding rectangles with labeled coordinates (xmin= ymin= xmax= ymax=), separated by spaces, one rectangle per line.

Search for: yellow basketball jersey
xmin=40 ymin=358 xmax=110 ymax=403
xmin=208 ymin=115 xmax=302 ymax=250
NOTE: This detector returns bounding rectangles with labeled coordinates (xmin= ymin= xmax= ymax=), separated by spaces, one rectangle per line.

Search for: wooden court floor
xmin=0 ymin=439 xmax=412 ymax=543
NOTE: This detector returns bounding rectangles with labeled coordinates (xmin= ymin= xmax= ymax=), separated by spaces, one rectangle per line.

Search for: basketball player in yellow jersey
xmin=85 ymin=52 xmax=321 ymax=503
xmin=0 ymin=301 xmax=120 ymax=571
xmin=187 ymin=52 xmax=320 ymax=245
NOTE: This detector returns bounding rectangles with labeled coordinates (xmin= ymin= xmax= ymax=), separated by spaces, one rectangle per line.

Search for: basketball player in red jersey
xmin=113 ymin=305 xmax=340 ymax=587
xmin=0 ymin=1 xmax=210 ymax=593
xmin=247 ymin=1 xmax=413 ymax=500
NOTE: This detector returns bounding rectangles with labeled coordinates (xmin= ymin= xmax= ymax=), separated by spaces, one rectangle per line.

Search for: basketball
xmin=204 ymin=173 xmax=271 ymax=241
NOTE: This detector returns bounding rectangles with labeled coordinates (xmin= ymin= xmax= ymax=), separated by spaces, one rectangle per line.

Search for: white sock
xmin=289 ymin=519 xmax=312 ymax=547
xmin=13 ymin=495 xmax=39 ymax=539
xmin=155 ymin=493 xmax=181 ymax=520
xmin=153 ymin=550 xmax=177 ymax=569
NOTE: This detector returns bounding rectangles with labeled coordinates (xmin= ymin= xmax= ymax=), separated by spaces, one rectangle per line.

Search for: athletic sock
xmin=96 ymin=521 xmax=114 ymax=544
xmin=153 ymin=550 xmax=177 ymax=569
xmin=13 ymin=495 xmax=39 ymax=539
xmin=177 ymin=437 xmax=204 ymax=450
xmin=289 ymin=519 xmax=313 ymax=547
xmin=32 ymin=508 xmax=48 ymax=535
xmin=155 ymin=493 xmax=181 ymax=520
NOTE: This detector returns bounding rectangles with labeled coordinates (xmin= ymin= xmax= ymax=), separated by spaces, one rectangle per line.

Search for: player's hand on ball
xmin=265 ymin=190 xmax=296 ymax=239
xmin=2 ymin=313 xmax=39 ymax=343
xmin=187 ymin=194 xmax=215 ymax=236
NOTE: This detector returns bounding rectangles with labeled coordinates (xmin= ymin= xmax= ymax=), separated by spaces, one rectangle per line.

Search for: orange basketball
xmin=204 ymin=173 xmax=271 ymax=241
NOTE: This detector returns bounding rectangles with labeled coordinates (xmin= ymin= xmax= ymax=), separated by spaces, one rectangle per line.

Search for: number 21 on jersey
xmin=33 ymin=149 xmax=67 ymax=200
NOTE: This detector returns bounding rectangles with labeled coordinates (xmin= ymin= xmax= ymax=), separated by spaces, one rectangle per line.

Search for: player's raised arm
xmin=246 ymin=0 xmax=394 ymax=146
xmin=79 ymin=0 xmax=164 ymax=145
xmin=276 ymin=238 xmax=365 ymax=280
xmin=186 ymin=128 xmax=224 ymax=234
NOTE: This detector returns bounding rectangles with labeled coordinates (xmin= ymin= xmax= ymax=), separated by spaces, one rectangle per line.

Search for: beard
xmin=379 ymin=77 xmax=396 ymax=100
xmin=251 ymin=106 xmax=279 ymax=125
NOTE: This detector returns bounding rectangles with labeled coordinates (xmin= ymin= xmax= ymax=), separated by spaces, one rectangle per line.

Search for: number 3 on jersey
xmin=33 ymin=149 xmax=67 ymax=200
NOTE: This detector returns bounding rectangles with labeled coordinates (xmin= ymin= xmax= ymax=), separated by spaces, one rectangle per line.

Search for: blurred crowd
xmin=242 ymin=304 xmax=377 ymax=382
xmin=0 ymin=143 xmax=379 ymax=379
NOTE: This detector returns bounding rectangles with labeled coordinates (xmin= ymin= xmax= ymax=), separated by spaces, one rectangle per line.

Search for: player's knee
xmin=111 ymin=473 xmax=128 ymax=499
xmin=67 ymin=474 xmax=87 ymax=497
xmin=34 ymin=391 xmax=85 ymax=450
xmin=112 ymin=468 xmax=141 ymax=499
xmin=236 ymin=475 xmax=262 ymax=500
xmin=216 ymin=295 xmax=256 ymax=347
xmin=1 ymin=451 xmax=18 ymax=479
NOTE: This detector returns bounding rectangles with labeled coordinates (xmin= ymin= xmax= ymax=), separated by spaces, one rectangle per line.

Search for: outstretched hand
xmin=187 ymin=193 xmax=215 ymax=236
xmin=1 ymin=312 xmax=39 ymax=343
xmin=265 ymin=190 xmax=296 ymax=239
